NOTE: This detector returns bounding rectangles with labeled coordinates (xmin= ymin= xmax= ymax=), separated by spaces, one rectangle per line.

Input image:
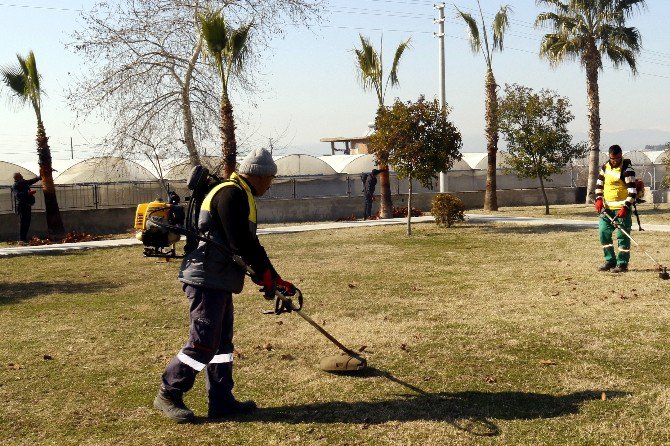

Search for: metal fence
xmin=0 ymin=168 xmax=597 ymax=215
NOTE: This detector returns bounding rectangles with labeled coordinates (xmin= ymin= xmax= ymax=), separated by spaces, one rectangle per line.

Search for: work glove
xmin=252 ymin=269 xmax=276 ymax=300
xmin=616 ymin=206 xmax=628 ymax=220
xmin=276 ymin=277 xmax=296 ymax=297
xmin=594 ymin=197 xmax=603 ymax=214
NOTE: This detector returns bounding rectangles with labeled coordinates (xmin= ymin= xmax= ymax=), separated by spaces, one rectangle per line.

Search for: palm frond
xmin=353 ymin=34 xmax=381 ymax=93
xmin=614 ymin=0 xmax=647 ymax=17
xmin=1 ymin=66 xmax=28 ymax=100
xmin=455 ymin=8 xmax=481 ymax=54
xmin=535 ymin=0 xmax=569 ymax=15
xmin=225 ymin=21 xmax=252 ymax=78
xmin=199 ymin=9 xmax=228 ymax=70
xmin=388 ymin=37 xmax=411 ymax=87
xmin=492 ymin=5 xmax=511 ymax=51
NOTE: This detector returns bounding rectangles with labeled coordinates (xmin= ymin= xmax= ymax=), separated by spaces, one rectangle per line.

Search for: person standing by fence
xmin=362 ymin=168 xmax=379 ymax=220
xmin=11 ymin=172 xmax=40 ymax=243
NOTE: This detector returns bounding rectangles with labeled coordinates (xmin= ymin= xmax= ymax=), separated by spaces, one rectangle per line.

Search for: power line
xmin=0 ymin=2 xmax=81 ymax=12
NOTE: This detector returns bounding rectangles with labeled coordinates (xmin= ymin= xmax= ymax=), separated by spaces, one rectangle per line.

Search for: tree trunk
xmin=483 ymin=67 xmax=499 ymax=211
xmin=182 ymin=38 xmax=202 ymax=168
xmin=36 ymin=121 xmax=65 ymax=237
xmin=406 ymin=175 xmax=412 ymax=236
xmin=539 ymin=175 xmax=549 ymax=215
xmin=378 ymin=162 xmax=393 ymax=219
xmin=220 ymin=93 xmax=237 ymax=179
xmin=584 ymin=52 xmax=601 ymax=204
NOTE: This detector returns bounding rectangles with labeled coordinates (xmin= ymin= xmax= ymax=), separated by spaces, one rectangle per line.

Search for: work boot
xmin=612 ymin=265 xmax=628 ymax=273
xmin=598 ymin=262 xmax=616 ymax=272
xmin=208 ymin=398 xmax=257 ymax=419
xmin=154 ymin=386 xmax=194 ymax=423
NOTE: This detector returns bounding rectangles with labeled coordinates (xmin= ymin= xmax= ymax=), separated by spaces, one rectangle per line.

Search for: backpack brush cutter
xmin=135 ymin=165 xmax=367 ymax=373
xmin=600 ymin=210 xmax=670 ymax=280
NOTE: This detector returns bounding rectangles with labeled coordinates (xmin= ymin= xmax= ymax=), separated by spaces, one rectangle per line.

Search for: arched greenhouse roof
xmin=461 ymin=153 xmax=487 ymax=170
xmin=54 ymin=156 xmax=157 ymax=184
xmin=275 ymin=154 xmax=336 ymax=176
xmin=0 ymin=161 xmax=38 ymax=186
xmin=318 ymin=154 xmax=382 ymax=174
xmin=463 ymin=152 xmax=514 ymax=170
xmin=164 ymin=156 xmax=224 ymax=180
xmin=623 ymin=150 xmax=652 ymax=166
xmin=646 ymin=150 xmax=667 ymax=164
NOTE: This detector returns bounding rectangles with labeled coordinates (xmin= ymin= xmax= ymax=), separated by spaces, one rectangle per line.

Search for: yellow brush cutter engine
xmin=135 ymin=193 xmax=185 ymax=258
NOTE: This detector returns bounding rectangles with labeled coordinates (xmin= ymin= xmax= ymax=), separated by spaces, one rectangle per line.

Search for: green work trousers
xmin=599 ymin=209 xmax=632 ymax=266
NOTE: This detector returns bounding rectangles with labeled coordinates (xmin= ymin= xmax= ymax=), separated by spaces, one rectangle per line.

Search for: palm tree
xmin=456 ymin=2 xmax=511 ymax=211
xmin=353 ymin=34 xmax=411 ymax=219
xmin=198 ymin=9 xmax=252 ymax=179
xmin=2 ymin=50 xmax=64 ymax=237
xmin=535 ymin=0 xmax=646 ymax=203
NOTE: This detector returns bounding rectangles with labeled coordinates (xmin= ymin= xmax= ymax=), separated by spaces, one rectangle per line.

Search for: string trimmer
xmin=600 ymin=210 xmax=670 ymax=280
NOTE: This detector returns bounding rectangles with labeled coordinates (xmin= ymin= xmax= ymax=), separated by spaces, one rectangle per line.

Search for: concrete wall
xmin=0 ymin=187 xmax=579 ymax=240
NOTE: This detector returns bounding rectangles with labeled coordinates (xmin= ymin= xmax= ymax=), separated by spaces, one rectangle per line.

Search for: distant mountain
xmin=575 ymin=129 xmax=670 ymax=151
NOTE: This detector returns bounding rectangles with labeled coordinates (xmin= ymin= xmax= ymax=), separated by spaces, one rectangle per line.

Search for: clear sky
xmin=1 ymin=0 xmax=669 ymax=165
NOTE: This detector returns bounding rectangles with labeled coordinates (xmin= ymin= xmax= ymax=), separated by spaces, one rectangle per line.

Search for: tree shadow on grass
xmin=0 ymin=281 xmax=119 ymax=305
xmin=199 ymin=367 xmax=629 ymax=437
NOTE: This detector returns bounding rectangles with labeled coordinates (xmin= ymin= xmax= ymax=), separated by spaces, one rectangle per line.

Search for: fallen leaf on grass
xmin=276 ymin=320 xmax=283 ymax=325
xmin=280 ymin=354 xmax=295 ymax=361
xmin=540 ymin=359 xmax=557 ymax=366
xmin=348 ymin=283 xmax=357 ymax=288
xmin=551 ymin=292 xmax=560 ymax=297
xmin=400 ymin=343 xmax=408 ymax=352
xmin=8 ymin=363 xmax=21 ymax=370
xmin=262 ymin=343 xmax=273 ymax=351
xmin=43 ymin=354 xmax=53 ymax=360
xmin=484 ymin=376 xmax=496 ymax=384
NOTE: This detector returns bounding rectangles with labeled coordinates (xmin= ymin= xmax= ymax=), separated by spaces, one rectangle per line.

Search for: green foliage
xmin=353 ymin=34 xmax=411 ymax=106
xmin=499 ymin=83 xmax=587 ymax=182
xmin=368 ymin=96 xmax=463 ymax=187
xmin=431 ymin=193 xmax=465 ymax=228
xmin=1 ymin=50 xmax=43 ymax=121
xmin=199 ymin=9 xmax=252 ymax=91
xmin=536 ymin=0 xmax=646 ymax=72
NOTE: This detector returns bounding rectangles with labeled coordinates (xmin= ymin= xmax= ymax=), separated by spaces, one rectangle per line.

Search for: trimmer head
xmin=660 ymin=267 xmax=670 ymax=280
xmin=319 ymin=353 xmax=367 ymax=373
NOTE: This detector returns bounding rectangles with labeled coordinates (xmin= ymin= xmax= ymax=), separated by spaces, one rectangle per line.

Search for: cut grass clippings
xmin=2 ymin=219 xmax=670 ymax=445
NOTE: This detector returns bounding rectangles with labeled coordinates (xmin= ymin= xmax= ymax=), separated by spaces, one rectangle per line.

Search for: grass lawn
xmin=468 ymin=202 xmax=670 ymax=225
xmin=2 ymin=220 xmax=670 ymax=445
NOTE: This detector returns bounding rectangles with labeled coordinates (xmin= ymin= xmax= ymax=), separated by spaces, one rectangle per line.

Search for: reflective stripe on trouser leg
xmin=206 ymin=290 xmax=236 ymax=408
xmin=599 ymin=212 xmax=617 ymax=264
xmin=616 ymin=213 xmax=633 ymax=266
xmin=161 ymin=285 xmax=232 ymax=394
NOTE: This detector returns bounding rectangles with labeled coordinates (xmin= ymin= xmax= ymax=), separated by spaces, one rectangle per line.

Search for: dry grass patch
xmin=2 ymin=221 xmax=670 ymax=445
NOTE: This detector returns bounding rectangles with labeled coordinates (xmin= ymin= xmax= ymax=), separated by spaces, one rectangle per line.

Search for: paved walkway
xmin=1 ymin=214 xmax=669 ymax=258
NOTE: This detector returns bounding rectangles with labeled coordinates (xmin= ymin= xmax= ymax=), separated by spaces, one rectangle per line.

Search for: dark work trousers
xmin=363 ymin=194 xmax=373 ymax=219
xmin=17 ymin=205 xmax=32 ymax=242
xmin=161 ymin=284 xmax=236 ymax=408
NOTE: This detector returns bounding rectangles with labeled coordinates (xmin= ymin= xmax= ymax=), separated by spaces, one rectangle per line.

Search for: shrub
xmin=431 ymin=193 xmax=465 ymax=228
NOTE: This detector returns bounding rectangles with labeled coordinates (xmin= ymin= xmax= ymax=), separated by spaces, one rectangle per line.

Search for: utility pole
xmin=70 ymin=137 xmax=74 ymax=159
xmin=435 ymin=3 xmax=448 ymax=193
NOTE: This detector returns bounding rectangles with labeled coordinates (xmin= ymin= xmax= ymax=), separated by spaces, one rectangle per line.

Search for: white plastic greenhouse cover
xmin=461 ymin=153 xmax=487 ymax=169
xmin=54 ymin=156 xmax=157 ymax=184
xmin=318 ymin=154 xmax=381 ymax=174
xmin=462 ymin=152 xmax=513 ymax=170
xmin=164 ymin=156 xmax=224 ymax=180
xmin=624 ymin=150 xmax=652 ymax=166
xmin=275 ymin=154 xmax=336 ymax=176
xmin=0 ymin=161 xmax=38 ymax=186
xmin=646 ymin=150 xmax=667 ymax=164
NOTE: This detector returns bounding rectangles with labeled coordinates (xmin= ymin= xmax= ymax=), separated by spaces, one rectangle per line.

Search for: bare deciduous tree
xmin=68 ymin=0 xmax=321 ymax=168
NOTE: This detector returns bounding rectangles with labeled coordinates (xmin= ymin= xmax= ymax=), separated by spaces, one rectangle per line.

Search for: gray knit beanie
xmin=238 ymin=148 xmax=277 ymax=177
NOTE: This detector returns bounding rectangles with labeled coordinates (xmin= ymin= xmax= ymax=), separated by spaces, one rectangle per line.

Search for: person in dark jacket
xmin=363 ymin=168 xmax=379 ymax=220
xmin=11 ymin=172 xmax=40 ymax=243
xmin=154 ymin=148 xmax=296 ymax=423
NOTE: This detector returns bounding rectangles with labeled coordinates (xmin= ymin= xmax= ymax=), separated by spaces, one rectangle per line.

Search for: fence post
xmin=292 ymin=178 xmax=296 ymax=199
xmin=93 ymin=184 xmax=99 ymax=209
xmin=347 ymin=176 xmax=351 ymax=197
